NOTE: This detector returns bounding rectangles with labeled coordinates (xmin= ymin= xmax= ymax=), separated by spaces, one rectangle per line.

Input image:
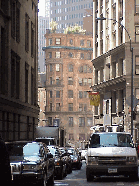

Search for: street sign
xmin=126 ymin=95 xmax=139 ymax=108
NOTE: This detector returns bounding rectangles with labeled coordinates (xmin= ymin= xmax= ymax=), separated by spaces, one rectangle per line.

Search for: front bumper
xmin=54 ymin=165 xmax=63 ymax=176
xmin=11 ymin=171 xmax=43 ymax=182
xmin=86 ymin=164 xmax=138 ymax=176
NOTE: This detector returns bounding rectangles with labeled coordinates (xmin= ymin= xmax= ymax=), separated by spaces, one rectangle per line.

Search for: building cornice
xmin=42 ymin=46 xmax=93 ymax=51
xmin=91 ymin=75 xmax=126 ymax=92
xmin=91 ymin=43 xmax=125 ymax=66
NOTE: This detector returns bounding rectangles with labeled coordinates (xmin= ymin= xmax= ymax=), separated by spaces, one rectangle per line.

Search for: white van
xmin=86 ymin=130 xmax=138 ymax=181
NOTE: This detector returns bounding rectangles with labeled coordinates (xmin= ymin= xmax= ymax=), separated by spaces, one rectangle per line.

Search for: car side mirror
xmin=79 ymin=152 xmax=81 ymax=156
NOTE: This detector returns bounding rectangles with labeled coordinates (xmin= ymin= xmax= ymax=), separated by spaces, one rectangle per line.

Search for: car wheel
xmin=48 ymin=173 xmax=54 ymax=186
xmin=77 ymin=163 xmax=81 ymax=170
xmin=41 ymin=172 xmax=47 ymax=186
xmin=86 ymin=173 xmax=93 ymax=182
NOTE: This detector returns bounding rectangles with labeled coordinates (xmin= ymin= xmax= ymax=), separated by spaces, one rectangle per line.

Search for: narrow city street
xmin=54 ymin=161 xmax=139 ymax=186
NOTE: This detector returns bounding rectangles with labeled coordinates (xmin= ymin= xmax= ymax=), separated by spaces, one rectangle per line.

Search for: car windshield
xmin=67 ymin=149 xmax=77 ymax=156
xmin=89 ymin=133 xmax=133 ymax=148
xmin=23 ymin=143 xmax=40 ymax=156
xmin=48 ymin=147 xmax=61 ymax=156
xmin=36 ymin=138 xmax=55 ymax=145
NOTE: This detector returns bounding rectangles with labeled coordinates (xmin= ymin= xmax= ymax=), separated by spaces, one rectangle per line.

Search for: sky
xmin=38 ymin=0 xmax=45 ymax=17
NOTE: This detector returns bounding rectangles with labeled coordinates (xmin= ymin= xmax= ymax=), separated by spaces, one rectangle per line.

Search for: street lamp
xmin=96 ymin=17 xmax=134 ymax=136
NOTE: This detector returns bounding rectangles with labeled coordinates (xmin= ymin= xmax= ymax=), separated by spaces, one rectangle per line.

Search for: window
xmin=83 ymin=78 xmax=87 ymax=85
xmin=49 ymin=52 xmax=52 ymax=58
xmin=48 ymin=117 xmax=52 ymax=126
xmin=31 ymin=68 xmax=34 ymax=105
xmin=55 ymin=38 xmax=61 ymax=45
xmin=70 ymin=39 xmax=73 ymax=45
xmin=31 ymin=22 xmax=34 ymax=57
xmin=88 ymin=78 xmax=92 ymax=85
xmin=84 ymin=104 xmax=87 ymax=111
xmin=25 ymin=13 xmax=29 ymax=52
xmin=56 ymin=64 xmax=60 ymax=71
xmin=50 ymin=64 xmax=52 ymax=72
xmin=11 ymin=0 xmax=20 ymax=42
xmin=50 ymin=77 xmax=53 ymax=85
xmin=25 ymin=62 xmax=29 ymax=102
xmin=87 ymin=53 xmax=91 ymax=60
xmin=84 ymin=91 xmax=88 ymax=98
xmin=56 ymin=91 xmax=60 ymax=98
xmin=79 ymin=78 xmax=82 ymax=86
xmin=80 ymin=53 xmax=84 ymax=59
xmin=11 ymin=51 xmax=20 ymax=99
xmin=87 ymin=40 xmax=91 ymax=47
xmin=50 ymin=103 xmax=52 ymax=111
xmin=87 ymin=117 xmax=93 ymax=126
xmin=68 ymin=103 xmax=73 ymax=111
xmin=50 ymin=90 xmax=52 ymax=98
xmin=69 ymin=117 xmax=73 ymax=127
xmin=79 ymin=91 xmax=83 ymax=98
xmin=79 ymin=134 xmax=85 ymax=140
xmin=68 ymin=77 xmax=73 ymax=85
xmin=68 ymin=64 xmax=73 ymax=72
xmin=79 ymin=65 xmax=92 ymax=73
xmin=56 ymin=52 xmax=61 ymax=58
xmin=79 ymin=104 xmax=83 ymax=111
xmin=80 ymin=40 xmax=84 ymax=46
xmin=135 ymin=25 xmax=139 ymax=42
xmin=68 ymin=90 xmax=73 ymax=98
xmin=56 ymin=77 xmax=60 ymax=85
xmin=56 ymin=103 xmax=61 ymax=111
xmin=69 ymin=134 xmax=74 ymax=140
xmin=79 ymin=117 xmax=85 ymax=127
xmin=106 ymin=100 xmax=109 ymax=114
xmin=135 ymin=56 xmax=139 ymax=74
xmin=49 ymin=38 xmax=52 ymax=45
xmin=68 ymin=52 xmax=73 ymax=58
xmin=135 ymin=0 xmax=139 ymax=14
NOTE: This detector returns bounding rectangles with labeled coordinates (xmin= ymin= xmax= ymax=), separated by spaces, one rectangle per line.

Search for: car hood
xmin=87 ymin=147 xmax=137 ymax=157
xmin=9 ymin=156 xmax=42 ymax=164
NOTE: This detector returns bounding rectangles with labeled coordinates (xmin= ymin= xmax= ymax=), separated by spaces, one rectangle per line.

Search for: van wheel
xmin=129 ymin=172 xmax=138 ymax=182
xmin=86 ymin=174 xmax=93 ymax=182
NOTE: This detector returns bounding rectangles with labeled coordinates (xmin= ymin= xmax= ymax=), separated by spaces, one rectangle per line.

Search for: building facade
xmin=43 ymin=30 xmax=93 ymax=147
xmin=38 ymin=16 xmax=49 ymax=72
xmin=38 ymin=72 xmax=46 ymax=127
xmin=50 ymin=0 xmax=93 ymax=32
xmin=92 ymin=0 xmax=139 ymax=141
xmin=0 ymin=0 xmax=39 ymax=141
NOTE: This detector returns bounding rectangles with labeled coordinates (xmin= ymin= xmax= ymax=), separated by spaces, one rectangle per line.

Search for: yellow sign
xmin=88 ymin=92 xmax=100 ymax=106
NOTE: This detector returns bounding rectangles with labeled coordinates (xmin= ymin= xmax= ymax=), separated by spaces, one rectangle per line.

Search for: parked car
xmin=59 ymin=147 xmax=72 ymax=173
xmin=67 ymin=148 xmax=82 ymax=170
xmin=0 ymin=138 xmax=11 ymax=184
xmin=6 ymin=141 xmax=54 ymax=186
xmin=81 ymin=149 xmax=87 ymax=160
xmin=48 ymin=145 xmax=67 ymax=179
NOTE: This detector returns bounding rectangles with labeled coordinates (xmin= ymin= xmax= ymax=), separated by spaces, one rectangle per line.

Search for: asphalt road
xmin=54 ymin=160 xmax=139 ymax=186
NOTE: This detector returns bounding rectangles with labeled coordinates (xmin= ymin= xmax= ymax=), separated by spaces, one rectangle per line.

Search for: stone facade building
xmin=0 ymin=0 xmax=39 ymax=141
xmin=92 ymin=0 xmax=139 ymax=141
xmin=43 ymin=30 xmax=93 ymax=147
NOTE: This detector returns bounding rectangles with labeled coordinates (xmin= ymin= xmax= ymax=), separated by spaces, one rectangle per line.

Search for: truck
xmin=86 ymin=126 xmax=139 ymax=181
xmin=35 ymin=126 xmax=65 ymax=146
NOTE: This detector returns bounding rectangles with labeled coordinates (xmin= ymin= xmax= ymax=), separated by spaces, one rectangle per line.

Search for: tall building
xmin=50 ymin=0 xmax=93 ymax=32
xmin=38 ymin=16 xmax=49 ymax=72
xmin=91 ymin=0 xmax=139 ymax=141
xmin=0 ymin=0 xmax=39 ymax=141
xmin=45 ymin=0 xmax=50 ymax=19
xmin=43 ymin=30 xmax=93 ymax=147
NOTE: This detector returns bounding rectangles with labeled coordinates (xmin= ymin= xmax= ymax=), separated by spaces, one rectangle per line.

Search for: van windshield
xmin=89 ymin=133 xmax=133 ymax=148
